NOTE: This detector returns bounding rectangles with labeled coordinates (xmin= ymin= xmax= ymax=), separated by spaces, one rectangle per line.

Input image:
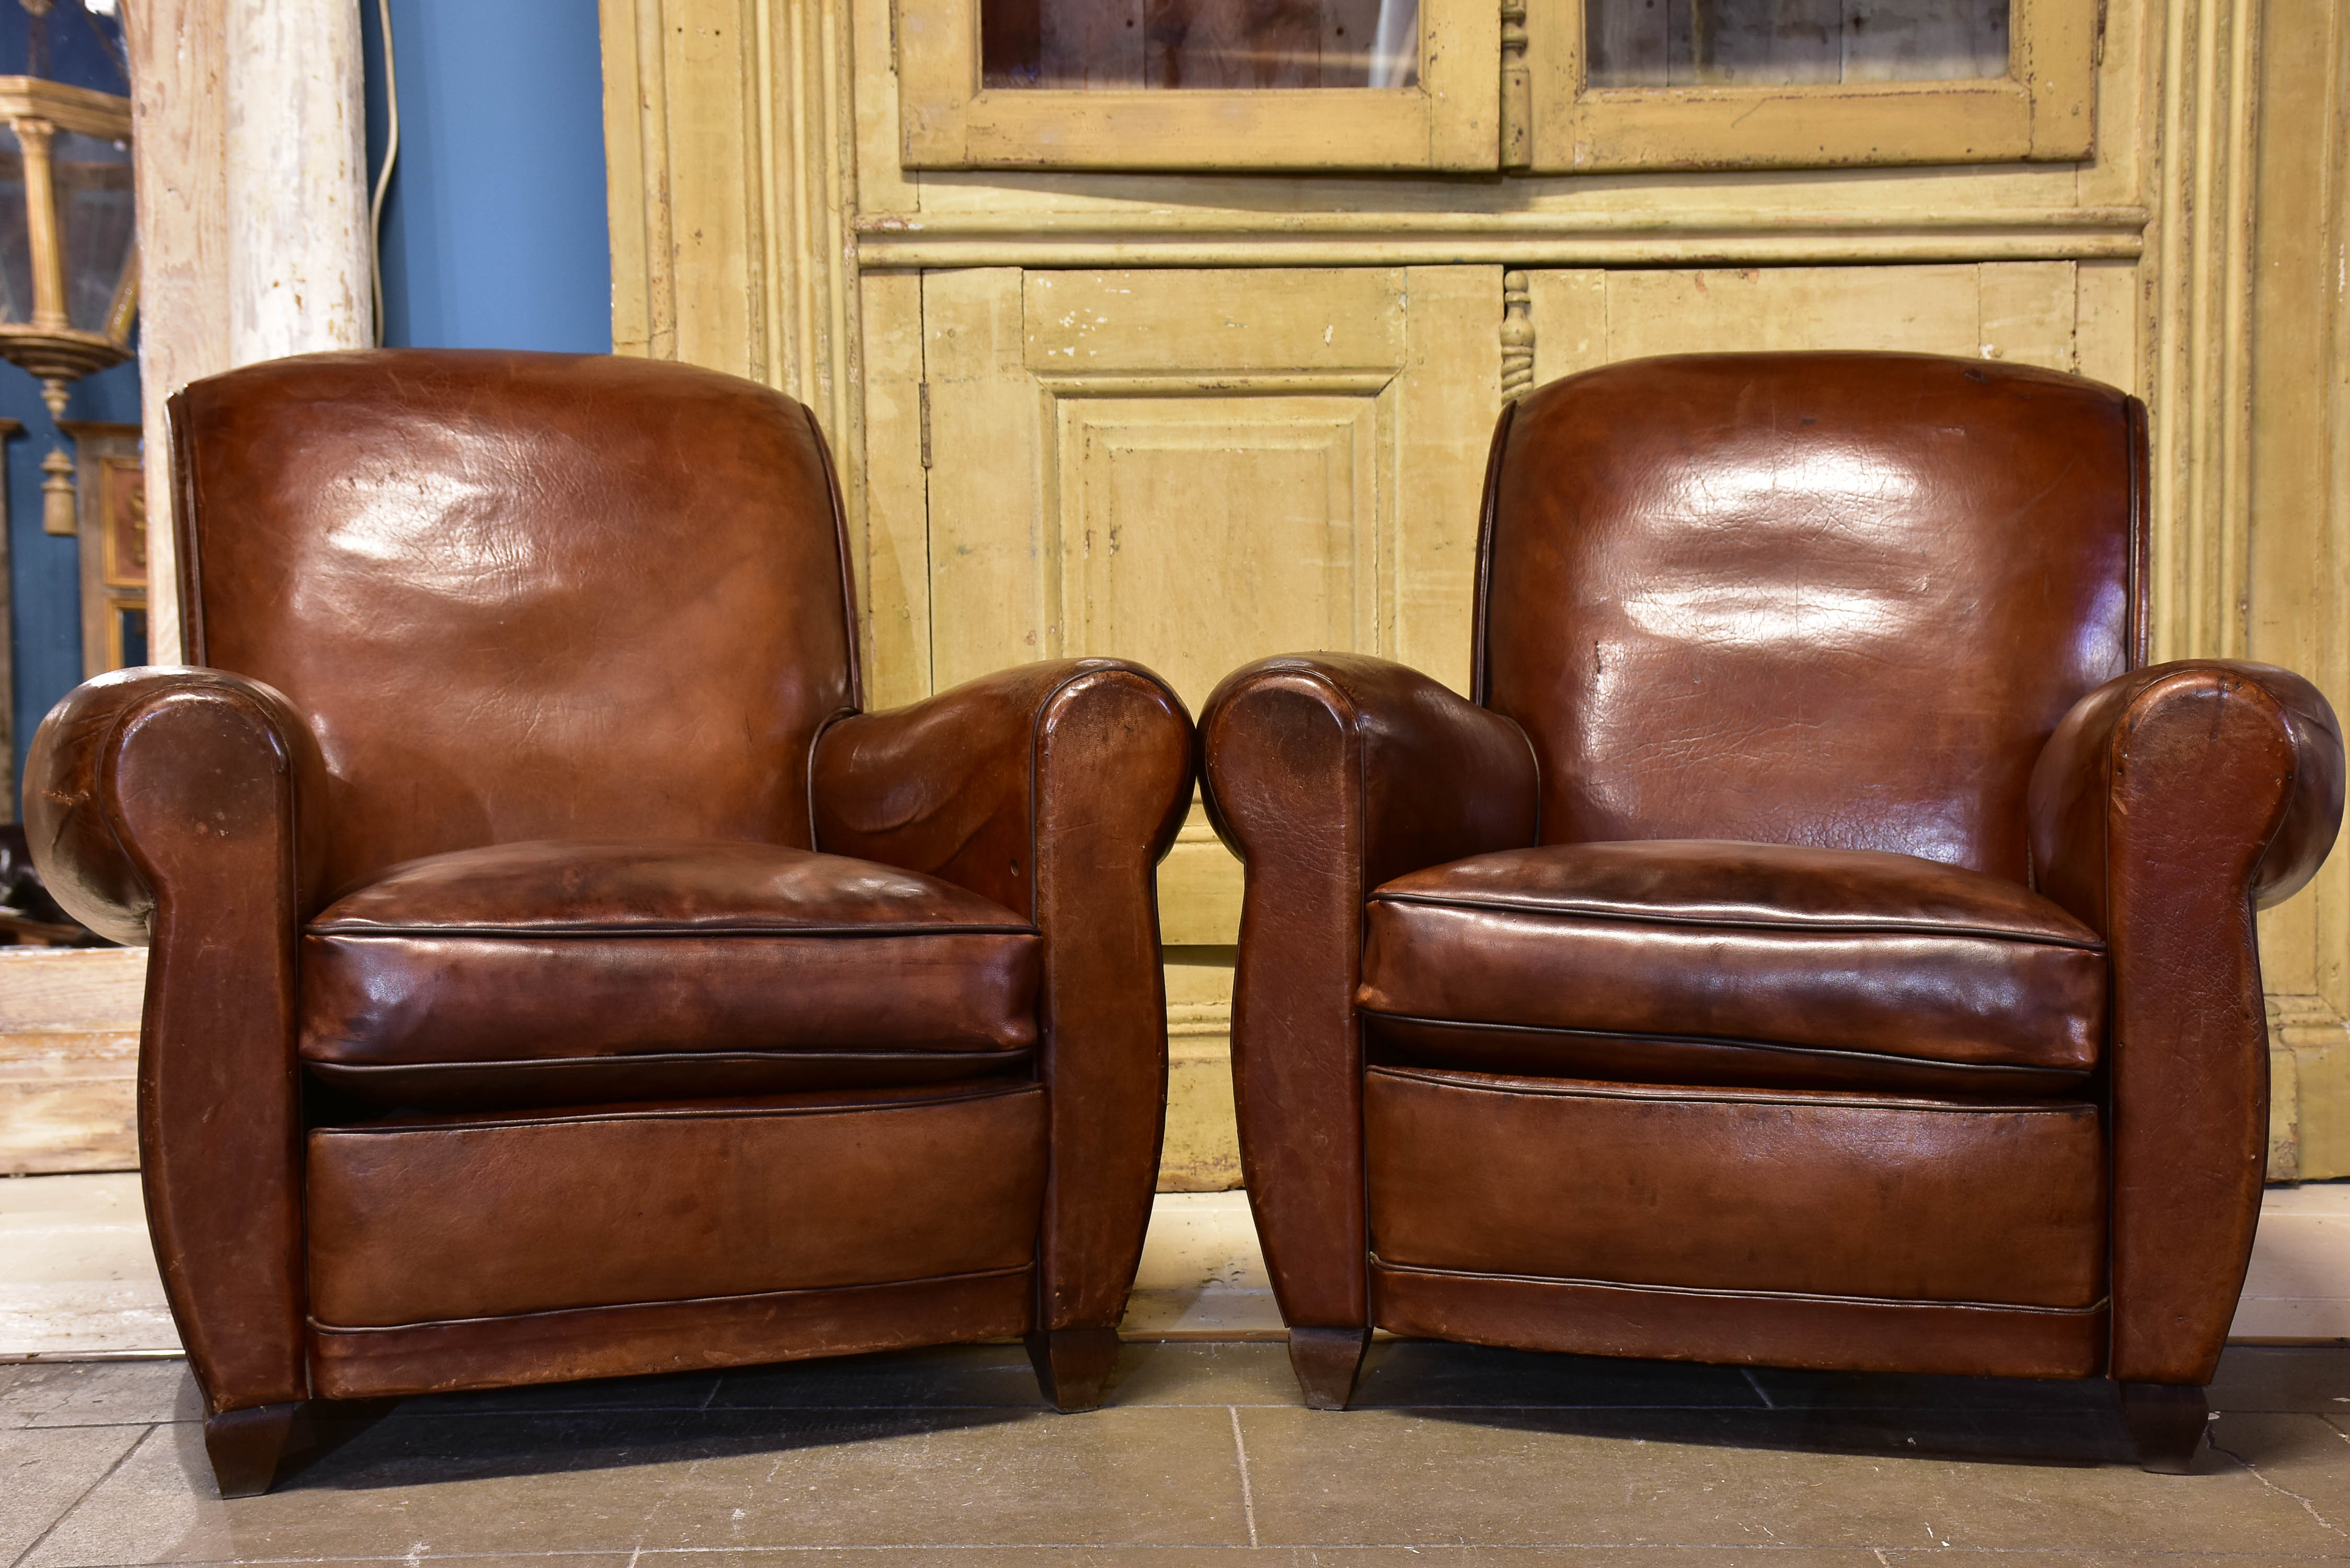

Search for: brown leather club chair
xmin=24 ymin=350 xmax=1193 ymax=1496
xmin=1200 ymin=352 xmax=2345 ymax=1472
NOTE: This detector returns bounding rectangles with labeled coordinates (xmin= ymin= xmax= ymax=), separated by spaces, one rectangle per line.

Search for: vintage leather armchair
xmin=25 ymin=350 xmax=1193 ymax=1495
xmin=1200 ymin=352 xmax=2344 ymax=1472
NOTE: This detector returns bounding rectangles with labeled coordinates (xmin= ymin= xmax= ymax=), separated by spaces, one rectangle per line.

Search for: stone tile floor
xmin=3 ymin=1341 xmax=2348 ymax=1566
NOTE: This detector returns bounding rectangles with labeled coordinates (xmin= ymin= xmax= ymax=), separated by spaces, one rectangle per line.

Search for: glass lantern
xmin=0 ymin=73 xmax=134 ymax=535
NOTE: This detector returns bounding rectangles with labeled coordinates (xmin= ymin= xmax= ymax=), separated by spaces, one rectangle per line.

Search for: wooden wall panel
xmin=0 ymin=949 xmax=146 ymax=1176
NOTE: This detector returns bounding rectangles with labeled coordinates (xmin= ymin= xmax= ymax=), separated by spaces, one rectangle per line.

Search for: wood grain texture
xmin=0 ymin=948 xmax=146 ymax=1174
xmin=2247 ymin=0 xmax=2350 ymax=1179
xmin=123 ymin=0 xmax=231 ymax=664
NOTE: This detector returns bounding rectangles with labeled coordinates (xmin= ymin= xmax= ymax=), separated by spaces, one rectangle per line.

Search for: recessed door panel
xmin=919 ymin=264 xmax=1497 ymax=1187
xmin=1058 ymin=396 xmax=1376 ymax=711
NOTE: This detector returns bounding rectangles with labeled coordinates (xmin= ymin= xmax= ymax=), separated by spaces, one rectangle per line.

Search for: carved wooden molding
xmin=1500 ymin=0 xmax=1530 ymax=170
xmin=601 ymin=0 xmax=870 ymax=651
xmin=2145 ymin=0 xmax=2261 ymax=662
xmin=853 ymin=205 xmax=2151 ymax=269
xmin=1500 ymin=270 xmax=1533 ymax=398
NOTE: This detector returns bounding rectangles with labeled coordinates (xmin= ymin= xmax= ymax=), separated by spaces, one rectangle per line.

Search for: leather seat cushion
xmin=1358 ymin=840 xmax=2107 ymax=1097
xmin=301 ymin=839 xmax=1042 ymax=1109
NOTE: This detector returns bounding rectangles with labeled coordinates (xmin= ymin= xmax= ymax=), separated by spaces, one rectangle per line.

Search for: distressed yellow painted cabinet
xmin=603 ymin=0 xmax=2350 ymax=1187
xmin=900 ymin=265 xmax=1498 ymax=1184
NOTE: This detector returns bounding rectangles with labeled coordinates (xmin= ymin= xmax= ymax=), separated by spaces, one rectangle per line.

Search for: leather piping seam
xmin=1365 ymin=893 xmax=2104 ymax=950
xmin=305 ymin=1048 xmax=1037 ymax=1076
xmin=2124 ymin=394 xmax=2150 ymax=670
xmin=167 ymin=388 xmax=207 ymax=664
xmin=1368 ymin=1063 xmax=2097 ymax=1115
xmin=1469 ymin=396 xmax=1516 ymax=707
xmin=1361 ymin=1012 xmax=2093 ymax=1083
xmin=807 ymin=704 xmax=861 ymax=850
xmin=309 ymin=1078 xmax=1043 ymax=1134
xmin=306 ymin=1262 xmax=1036 ymax=1335
xmin=803 ymin=400 xmax=864 ymax=711
xmin=304 ymin=922 xmax=1042 ymax=938
xmin=1368 ymin=1255 xmax=2110 ymax=1317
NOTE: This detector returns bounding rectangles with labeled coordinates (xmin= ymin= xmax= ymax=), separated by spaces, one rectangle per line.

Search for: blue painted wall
xmin=0 ymin=4 xmax=134 ymax=793
xmin=0 ymin=1 xmax=614 ymax=797
xmin=363 ymin=0 xmax=613 ymax=353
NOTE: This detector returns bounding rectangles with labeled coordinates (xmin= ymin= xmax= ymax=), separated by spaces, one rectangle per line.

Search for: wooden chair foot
xmin=203 ymin=1402 xmax=307 ymax=1498
xmin=2121 ymin=1382 xmax=2210 ymax=1474
xmin=1287 ymin=1326 xmax=1370 ymax=1410
xmin=1027 ymin=1327 xmax=1123 ymax=1412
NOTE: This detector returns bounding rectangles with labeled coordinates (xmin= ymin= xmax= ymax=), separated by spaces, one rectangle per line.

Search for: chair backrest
xmin=1476 ymin=352 xmax=2144 ymax=881
xmin=171 ymin=349 xmax=861 ymax=899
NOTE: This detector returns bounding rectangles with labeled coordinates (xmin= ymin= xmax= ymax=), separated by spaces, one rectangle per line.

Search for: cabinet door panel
xmin=1528 ymin=262 xmax=2086 ymax=385
xmin=919 ymin=264 xmax=1499 ymax=1187
xmin=901 ymin=0 xmax=1499 ymax=170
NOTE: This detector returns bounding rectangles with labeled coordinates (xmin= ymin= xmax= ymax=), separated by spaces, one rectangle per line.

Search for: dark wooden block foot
xmin=203 ymin=1402 xmax=307 ymax=1498
xmin=1027 ymin=1327 xmax=1122 ymax=1411
xmin=2121 ymin=1381 xmax=2210 ymax=1474
xmin=1288 ymin=1325 xmax=1370 ymax=1410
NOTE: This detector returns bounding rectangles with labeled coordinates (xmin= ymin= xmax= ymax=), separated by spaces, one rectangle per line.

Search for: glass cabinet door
xmin=1531 ymin=0 xmax=2095 ymax=168
xmin=899 ymin=0 xmax=1497 ymax=169
xmin=981 ymin=0 xmax=1422 ymax=89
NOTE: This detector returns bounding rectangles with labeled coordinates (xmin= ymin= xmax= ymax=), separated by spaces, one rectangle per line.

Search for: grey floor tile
xmin=398 ymin=1370 xmax=721 ymax=1417
xmin=1745 ymin=1365 xmax=2122 ymax=1415
xmin=24 ymin=1414 xmax=758 ymax=1565
xmin=632 ymin=1404 xmax=1249 ymax=1550
xmin=647 ymin=1552 xmax=1893 ymax=1566
xmin=643 ymin=1549 xmax=1299 ymax=1566
xmin=0 ymin=1422 xmax=146 ymax=1565
xmin=2205 ymin=1411 xmax=2350 ymax=1537
xmin=221 ymin=1560 xmax=635 ymax=1568
xmin=708 ymin=1343 xmax=1044 ymax=1410
xmin=26 ymin=1403 xmax=1249 ymax=1563
xmin=1108 ymin=1343 xmax=1303 ymax=1407
xmin=0 ymin=1362 xmax=201 ymax=1428
xmin=1234 ymin=1403 xmax=2350 ymax=1552
xmin=1869 ymin=1558 xmax=2347 ymax=1566
xmin=1260 ymin=1553 xmax=1903 ymax=1565
xmin=2211 ymin=1346 xmax=2350 ymax=1415
xmin=1350 ymin=1343 xmax=1766 ymax=1410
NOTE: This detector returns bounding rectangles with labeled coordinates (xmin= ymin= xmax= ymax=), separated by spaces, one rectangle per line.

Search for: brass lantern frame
xmin=0 ymin=75 xmax=136 ymax=536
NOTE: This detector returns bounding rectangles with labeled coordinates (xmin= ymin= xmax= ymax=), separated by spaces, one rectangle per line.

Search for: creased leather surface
xmin=2030 ymin=660 xmax=2346 ymax=1383
xmin=171 ymin=350 xmax=860 ymax=901
xmin=1360 ymin=840 xmax=2105 ymax=1090
xmin=814 ymin=659 xmax=1195 ymax=1335
xmin=300 ymin=839 xmax=1041 ymax=1107
xmin=1365 ymin=1066 xmax=2107 ymax=1308
xmin=1199 ymin=654 xmax=1539 ymax=1331
xmin=307 ymin=1082 xmax=1046 ymax=1327
xmin=1482 ymin=353 xmax=2136 ymax=879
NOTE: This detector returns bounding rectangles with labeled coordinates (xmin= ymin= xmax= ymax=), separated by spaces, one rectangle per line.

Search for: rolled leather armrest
xmin=21 ymin=665 xmax=327 ymax=1419
xmin=25 ymin=666 xmax=327 ymax=943
xmin=2027 ymin=660 xmax=2344 ymax=1386
xmin=811 ymin=659 xmax=1194 ymax=1335
xmin=1198 ymin=653 xmax=1540 ymax=1330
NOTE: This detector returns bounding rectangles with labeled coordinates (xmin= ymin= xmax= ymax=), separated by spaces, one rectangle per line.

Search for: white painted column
xmin=222 ymin=0 xmax=370 ymax=364
xmin=128 ymin=0 xmax=370 ymax=662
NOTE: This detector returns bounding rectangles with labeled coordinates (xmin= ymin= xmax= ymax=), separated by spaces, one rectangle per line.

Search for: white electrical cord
xmin=368 ymin=0 xmax=399 ymax=347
